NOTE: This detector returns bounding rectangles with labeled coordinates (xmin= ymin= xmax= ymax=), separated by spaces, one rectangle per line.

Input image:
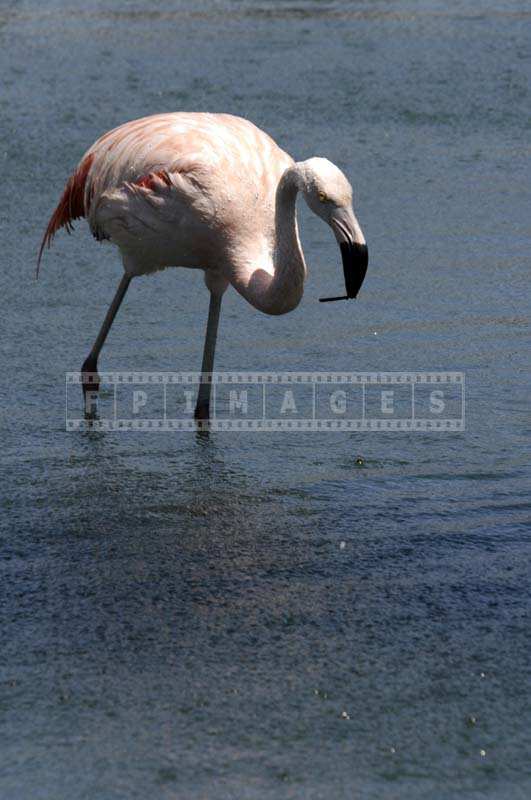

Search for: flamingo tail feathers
xmin=36 ymin=153 xmax=94 ymax=277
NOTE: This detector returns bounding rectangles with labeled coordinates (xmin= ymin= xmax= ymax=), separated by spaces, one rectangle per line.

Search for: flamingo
xmin=38 ymin=112 xmax=368 ymax=420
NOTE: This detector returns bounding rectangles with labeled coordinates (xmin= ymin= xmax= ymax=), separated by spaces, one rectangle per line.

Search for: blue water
xmin=1 ymin=1 xmax=530 ymax=798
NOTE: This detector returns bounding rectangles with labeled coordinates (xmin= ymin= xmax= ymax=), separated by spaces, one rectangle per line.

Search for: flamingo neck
xmin=229 ymin=165 xmax=307 ymax=315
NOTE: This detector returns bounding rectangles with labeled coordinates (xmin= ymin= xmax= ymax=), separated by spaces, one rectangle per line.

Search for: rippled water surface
xmin=1 ymin=1 xmax=530 ymax=798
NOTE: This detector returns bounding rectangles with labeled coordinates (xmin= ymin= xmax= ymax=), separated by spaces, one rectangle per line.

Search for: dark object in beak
xmin=319 ymin=242 xmax=369 ymax=302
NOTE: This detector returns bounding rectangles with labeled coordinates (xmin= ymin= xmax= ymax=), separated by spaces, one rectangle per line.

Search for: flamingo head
xmin=298 ymin=157 xmax=369 ymax=302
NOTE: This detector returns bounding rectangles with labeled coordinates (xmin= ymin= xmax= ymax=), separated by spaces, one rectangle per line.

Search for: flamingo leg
xmin=194 ymin=290 xmax=223 ymax=421
xmin=81 ymin=274 xmax=131 ymax=414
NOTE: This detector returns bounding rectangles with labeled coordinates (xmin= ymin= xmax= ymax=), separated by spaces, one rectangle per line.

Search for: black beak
xmin=319 ymin=242 xmax=369 ymax=302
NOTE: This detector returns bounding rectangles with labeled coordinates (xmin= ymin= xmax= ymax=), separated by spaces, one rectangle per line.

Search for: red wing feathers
xmin=134 ymin=170 xmax=172 ymax=191
xmin=36 ymin=153 xmax=94 ymax=276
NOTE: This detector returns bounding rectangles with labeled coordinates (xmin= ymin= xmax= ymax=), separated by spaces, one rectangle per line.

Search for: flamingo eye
xmin=318 ymin=191 xmax=328 ymax=203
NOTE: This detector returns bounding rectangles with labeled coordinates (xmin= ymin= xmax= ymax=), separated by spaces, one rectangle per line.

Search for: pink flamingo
xmin=39 ymin=113 xmax=368 ymax=420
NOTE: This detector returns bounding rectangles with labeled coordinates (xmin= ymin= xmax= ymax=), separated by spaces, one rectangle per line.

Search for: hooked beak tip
xmin=319 ymin=241 xmax=368 ymax=303
xmin=341 ymin=241 xmax=369 ymax=299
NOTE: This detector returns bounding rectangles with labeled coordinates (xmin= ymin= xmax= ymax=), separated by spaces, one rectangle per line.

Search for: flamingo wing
xmin=38 ymin=113 xmax=293 ymax=275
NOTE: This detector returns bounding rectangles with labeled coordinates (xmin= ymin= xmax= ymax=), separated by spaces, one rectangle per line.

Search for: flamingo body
xmin=41 ymin=113 xmax=294 ymax=283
